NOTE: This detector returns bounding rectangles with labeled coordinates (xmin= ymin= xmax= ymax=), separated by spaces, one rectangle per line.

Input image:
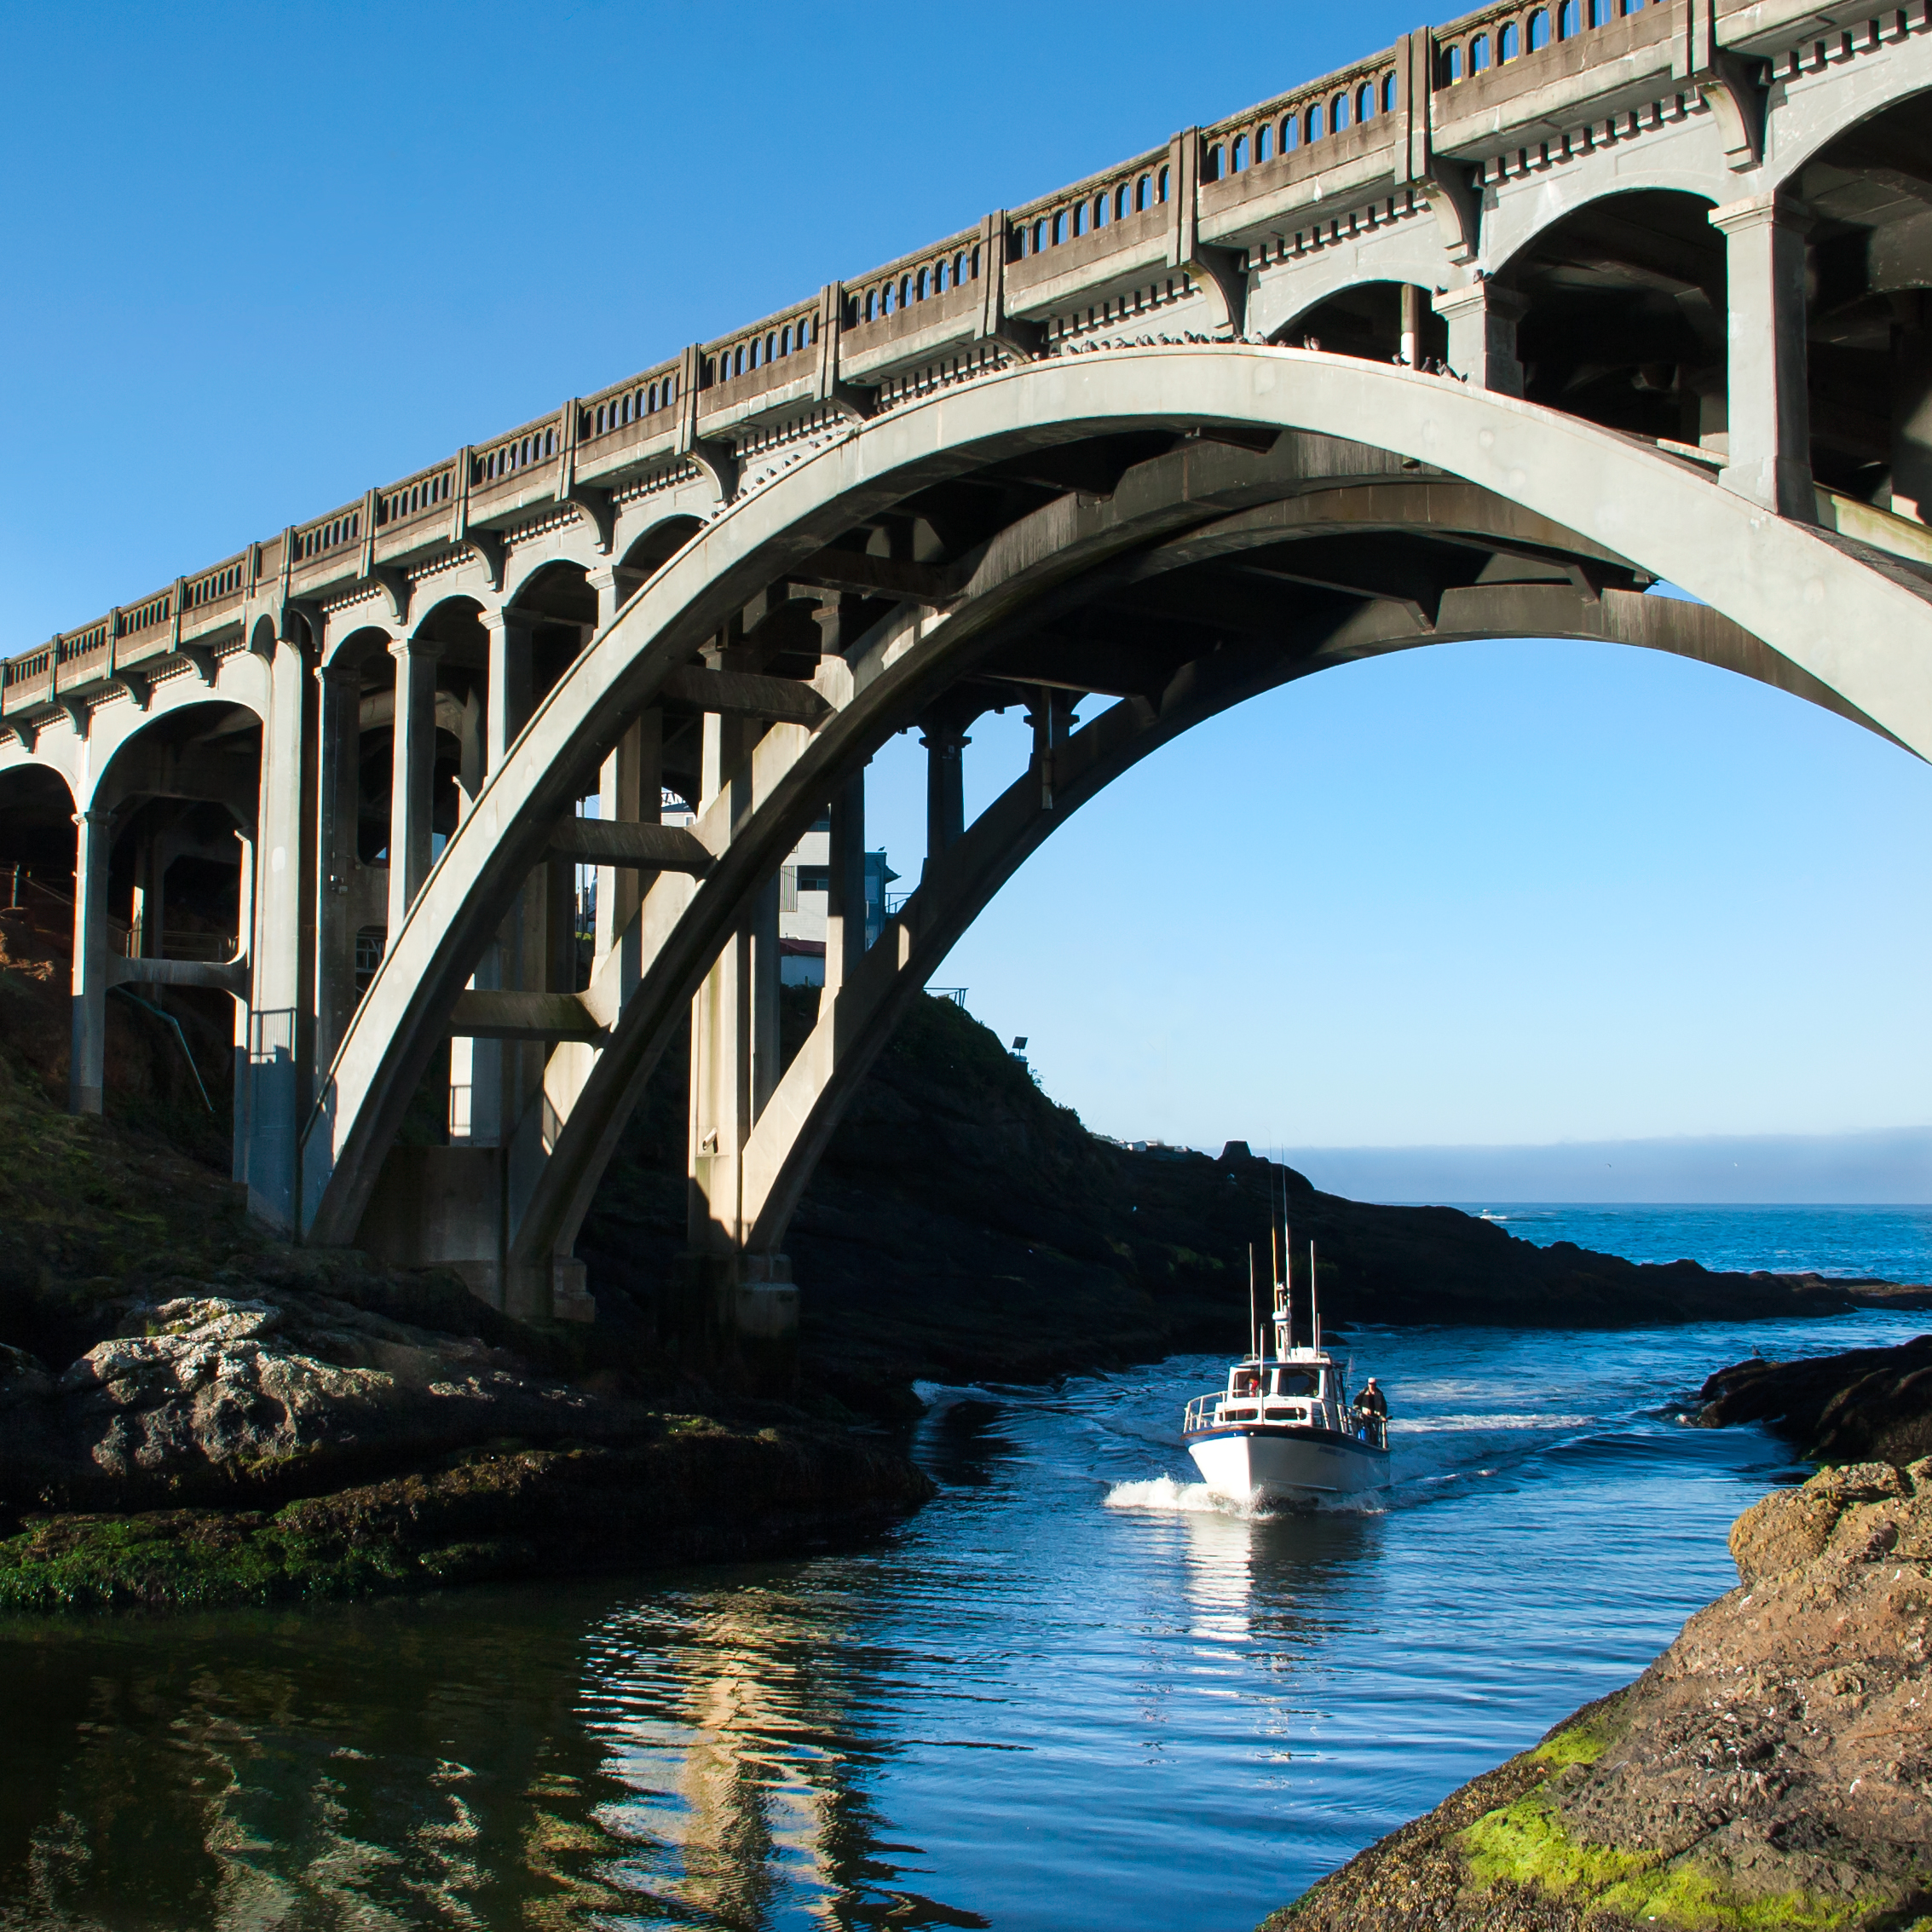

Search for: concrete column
xmin=482 ymin=611 xmax=533 ymax=770
xmin=689 ymin=925 xmax=753 ymax=1257
xmin=670 ymin=650 xmax=797 ymax=1392
xmin=386 ymin=634 xmax=443 ymax=937
xmin=825 ymin=770 xmax=867 ymax=996
xmin=1026 ymin=688 xmax=1074 ymax=810
xmin=245 ymin=638 xmax=311 ymax=1230
xmin=1710 ymin=193 xmax=1814 ymax=520
xmin=920 ymin=719 xmax=968 ymax=878
xmin=313 ymin=660 xmax=361 ymax=1074
xmin=1890 ymin=291 xmax=1932 ymax=523
xmin=750 ymin=872 xmax=781 ymax=1119
xmin=595 ymin=712 xmax=660 ymax=959
xmin=1399 ymin=283 xmax=1422 ymax=369
xmin=1433 ymin=282 xmax=1527 ymax=396
xmin=67 ymin=807 xmax=112 ymax=1116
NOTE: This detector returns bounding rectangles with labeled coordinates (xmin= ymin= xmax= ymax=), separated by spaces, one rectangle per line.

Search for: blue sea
xmin=1443 ymin=1202 xmax=1932 ymax=1283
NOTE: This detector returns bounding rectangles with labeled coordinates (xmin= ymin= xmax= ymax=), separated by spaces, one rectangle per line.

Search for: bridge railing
xmin=702 ymin=297 xmax=824 ymax=402
xmin=291 ymin=501 xmax=363 ymax=571
xmin=471 ymin=415 xmax=562 ymax=495
xmin=577 ymin=360 xmax=682 ymax=457
xmin=1204 ymin=49 xmax=1403 ymax=171
xmin=9 ymin=0 xmax=1896 ymax=689
xmin=376 ymin=462 xmax=458 ymax=540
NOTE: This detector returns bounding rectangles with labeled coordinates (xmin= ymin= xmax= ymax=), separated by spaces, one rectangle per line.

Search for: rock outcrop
xmin=1264 ymin=1462 xmax=1932 ymax=1930
xmin=1698 ymin=1334 xmax=1932 ymax=1467
xmin=0 ymin=1266 xmax=934 ymax=1612
xmin=0 ymin=1283 xmax=637 ymax=1516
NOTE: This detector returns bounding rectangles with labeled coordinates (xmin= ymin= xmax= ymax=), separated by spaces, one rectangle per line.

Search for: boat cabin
xmin=1186 ymin=1349 xmax=1347 ymax=1433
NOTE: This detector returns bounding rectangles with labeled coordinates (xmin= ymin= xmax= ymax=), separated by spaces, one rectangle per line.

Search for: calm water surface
xmin=4 ymin=1298 xmax=1929 ymax=1931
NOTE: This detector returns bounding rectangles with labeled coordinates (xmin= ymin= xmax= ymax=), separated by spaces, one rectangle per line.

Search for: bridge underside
xmin=283 ymin=348 xmax=1932 ymax=1387
xmin=9 ymin=7 xmax=1932 ymax=1388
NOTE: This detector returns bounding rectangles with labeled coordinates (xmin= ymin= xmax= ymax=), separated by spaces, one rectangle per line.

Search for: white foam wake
xmin=1103 ymin=1477 xmax=1384 ymax=1518
xmin=1391 ymin=1412 xmax=1594 ymax=1433
xmin=1104 ymin=1476 xmax=1252 ymax=1515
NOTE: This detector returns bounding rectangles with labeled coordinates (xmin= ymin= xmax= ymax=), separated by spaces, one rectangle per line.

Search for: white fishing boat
xmin=1182 ymin=1229 xmax=1390 ymax=1506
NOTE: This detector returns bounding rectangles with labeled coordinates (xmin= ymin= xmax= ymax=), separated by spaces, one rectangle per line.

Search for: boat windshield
xmin=1270 ymin=1368 xmax=1319 ymax=1397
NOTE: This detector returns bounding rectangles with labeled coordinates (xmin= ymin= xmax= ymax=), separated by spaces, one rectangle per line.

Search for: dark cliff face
xmin=580 ymin=991 xmax=1886 ymax=1410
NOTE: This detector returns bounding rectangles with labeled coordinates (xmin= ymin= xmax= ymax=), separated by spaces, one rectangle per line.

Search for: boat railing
xmin=1183 ymin=1394 xmax=1219 ymax=1433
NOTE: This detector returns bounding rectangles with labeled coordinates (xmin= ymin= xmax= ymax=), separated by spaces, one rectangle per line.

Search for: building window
xmin=355 ymin=926 xmax=386 ymax=996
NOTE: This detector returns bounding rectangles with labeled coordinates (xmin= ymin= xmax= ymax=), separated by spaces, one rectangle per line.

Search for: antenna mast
xmin=1248 ymin=1243 xmax=1258 ymax=1362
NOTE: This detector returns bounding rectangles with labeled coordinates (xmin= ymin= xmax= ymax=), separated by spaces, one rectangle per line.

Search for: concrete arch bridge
xmin=5 ymin=0 xmax=1932 ymax=1380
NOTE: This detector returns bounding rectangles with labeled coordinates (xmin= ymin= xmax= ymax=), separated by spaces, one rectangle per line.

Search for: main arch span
xmin=5 ymin=0 xmax=1932 ymax=1377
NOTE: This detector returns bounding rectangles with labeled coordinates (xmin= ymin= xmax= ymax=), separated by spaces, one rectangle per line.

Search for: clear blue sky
xmin=4 ymin=3 xmax=1928 ymax=1173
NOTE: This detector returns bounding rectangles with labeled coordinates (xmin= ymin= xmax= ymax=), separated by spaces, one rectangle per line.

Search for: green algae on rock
xmin=0 ymin=1422 xmax=935 ymax=1613
xmin=1263 ymin=1463 xmax=1932 ymax=1931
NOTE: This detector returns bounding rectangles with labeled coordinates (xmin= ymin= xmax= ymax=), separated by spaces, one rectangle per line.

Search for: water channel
xmin=2 ymin=1307 xmax=1925 ymax=1930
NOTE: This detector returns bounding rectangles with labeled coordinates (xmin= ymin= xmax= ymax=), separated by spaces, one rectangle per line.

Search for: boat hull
xmin=1185 ymin=1425 xmax=1388 ymax=1504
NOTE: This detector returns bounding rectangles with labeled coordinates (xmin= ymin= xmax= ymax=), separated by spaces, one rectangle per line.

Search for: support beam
xmin=825 ymin=771 xmax=867 ymax=997
xmin=920 ymin=717 xmax=969 ymax=872
xmin=548 ymin=814 xmax=708 ymax=874
xmin=1433 ymin=282 xmax=1527 ymax=397
xmin=244 ymin=637 xmax=309 ymax=1230
xmin=447 ymin=990 xmax=603 ymax=1041
xmin=659 ymin=665 xmax=830 ymax=723
xmin=1710 ymin=193 xmax=1814 ymax=521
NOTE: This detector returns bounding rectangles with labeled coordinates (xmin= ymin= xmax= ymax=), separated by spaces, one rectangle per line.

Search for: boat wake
xmin=1103 ymin=1476 xmax=1384 ymax=1519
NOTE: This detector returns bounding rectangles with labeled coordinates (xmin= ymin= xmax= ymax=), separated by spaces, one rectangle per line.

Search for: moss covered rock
xmin=1264 ymin=1464 xmax=1932 ymax=1930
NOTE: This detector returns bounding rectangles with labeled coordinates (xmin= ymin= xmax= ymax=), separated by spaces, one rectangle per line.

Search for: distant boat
xmin=1182 ymin=1231 xmax=1391 ymax=1506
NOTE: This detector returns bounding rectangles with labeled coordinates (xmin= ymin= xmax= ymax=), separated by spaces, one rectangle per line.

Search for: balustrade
xmin=703 ymin=303 xmax=822 ymax=395
xmin=471 ymin=419 xmax=562 ymax=491
xmin=291 ymin=504 xmax=362 ymax=565
xmin=579 ymin=363 xmax=680 ymax=445
xmin=1202 ymin=53 xmax=1401 ymax=173
xmin=377 ymin=466 xmax=455 ymax=531
xmin=843 ymin=231 xmax=981 ymax=337
xmin=1436 ymin=0 xmax=1635 ymax=83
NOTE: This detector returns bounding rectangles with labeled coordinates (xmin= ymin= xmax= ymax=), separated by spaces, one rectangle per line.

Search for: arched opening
xmin=91 ymin=702 xmax=262 ymax=1158
xmin=1273 ymin=280 xmax=1447 ymax=367
xmin=1502 ymin=188 xmax=1727 ymax=451
xmin=411 ymin=595 xmax=488 ymax=837
xmin=0 ymin=764 xmax=80 ymax=1103
xmin=1798 ymin=87 xmax=1932 ymax=514
xmin=505 ymin=560 xmax=597 ymax=716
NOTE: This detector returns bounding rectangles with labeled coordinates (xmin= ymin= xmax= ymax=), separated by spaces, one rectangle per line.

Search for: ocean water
xmin=1450 ymin=1201 xmax=1932 ymax=1283
xmin=2 ymin=1302 xmax=1926 ymax=1931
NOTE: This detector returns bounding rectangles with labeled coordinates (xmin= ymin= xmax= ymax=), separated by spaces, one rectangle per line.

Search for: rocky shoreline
xmin=0 ymin=1257 xmax=931 ymax=1613
xmin=1696 ymin=1332 xmax=1932 ymax=1468
xmin=1264 ymin=1457 xmax=1932 ymax=1930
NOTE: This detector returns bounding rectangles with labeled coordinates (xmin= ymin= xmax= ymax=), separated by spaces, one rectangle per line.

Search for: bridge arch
xmin=1761 ymin=39 xmax=1932 ymax=193
xmin=297 ymin=346 xmax=1932 ymax=1335
xmin=1494 ymin=186 xmax=1727 ymax=451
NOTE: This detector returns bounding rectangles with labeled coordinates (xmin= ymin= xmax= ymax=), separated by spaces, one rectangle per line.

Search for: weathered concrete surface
xmin=1263 ymin=1462 xmax=1932 ymax=1931
xmin=1698 ymin=1334 xmax=1932 ymax=1467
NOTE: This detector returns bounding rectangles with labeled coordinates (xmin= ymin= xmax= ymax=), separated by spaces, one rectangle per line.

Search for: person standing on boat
xmin=1354 ymin=1379 xmax=1388 ymax=1446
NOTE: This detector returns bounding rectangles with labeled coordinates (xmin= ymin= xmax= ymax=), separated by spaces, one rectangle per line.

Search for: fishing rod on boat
xmin=1248 ymin=1243 xmax=1258 ymax=1364
xmin=1310 ymin=1238 xmax=1321 ymax=1353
